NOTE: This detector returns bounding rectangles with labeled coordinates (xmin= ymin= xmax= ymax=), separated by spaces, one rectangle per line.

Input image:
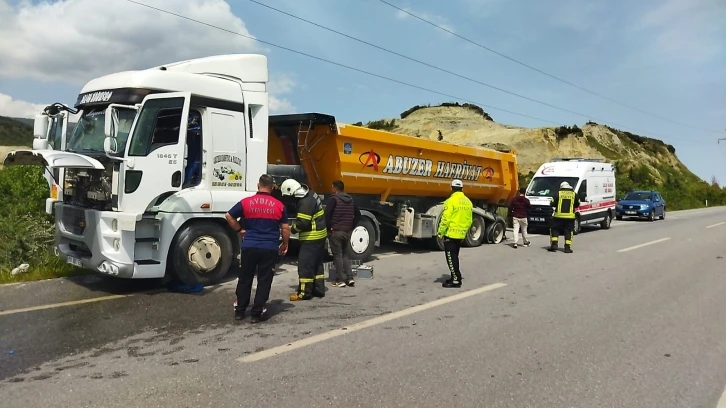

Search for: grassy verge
xmin=0 ymin=253 xmax=87 ymax=284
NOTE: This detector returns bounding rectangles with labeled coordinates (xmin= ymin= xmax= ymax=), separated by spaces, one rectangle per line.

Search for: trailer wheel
xmin=171 ymin=221 xmax=233 ymax=286
xmin=464 ymin=215 xmax=486 ymax=247
xmin=485 ymin=217 xmax=507 ymax=244
xmin=349 ymin=218 xmax=375 ymax=262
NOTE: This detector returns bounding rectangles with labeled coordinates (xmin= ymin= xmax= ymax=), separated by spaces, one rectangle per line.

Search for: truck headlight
xmin=111 ymin=219 xmax=118 ymax=232
xmin=113 ymin=239 xmax=120 ymax=251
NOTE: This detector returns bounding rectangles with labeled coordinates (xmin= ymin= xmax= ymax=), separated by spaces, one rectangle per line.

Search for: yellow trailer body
xmin=268 ymin=113 xmax=518 ymax=207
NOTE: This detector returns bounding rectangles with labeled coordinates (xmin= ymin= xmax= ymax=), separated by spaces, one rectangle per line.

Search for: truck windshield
xmin=66 ymin=108 xmax=136 ymax=156
xmin=527 ymin=177 xmax=579 ymax=197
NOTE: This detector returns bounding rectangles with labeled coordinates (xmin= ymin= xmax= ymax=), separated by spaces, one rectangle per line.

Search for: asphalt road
xmin=1 ymin=207 xmax=725 ymax=407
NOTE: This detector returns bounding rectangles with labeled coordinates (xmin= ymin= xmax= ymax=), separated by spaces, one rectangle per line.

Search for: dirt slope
xmin=358 ymin=104 xmax=695 ymax=184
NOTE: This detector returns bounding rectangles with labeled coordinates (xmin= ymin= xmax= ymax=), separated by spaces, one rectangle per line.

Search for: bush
xmin=366 ymin=119 xmax=396 ymax=131
xmin=0 ymin=166 xmax=80 ymax=282
xmin=554 ymin=124 xmax=583 ymax=139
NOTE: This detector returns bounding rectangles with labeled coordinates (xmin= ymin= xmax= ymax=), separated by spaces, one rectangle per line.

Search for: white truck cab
xmin=4 ymin=54 xmax=271 ymax=286
xmin=525 ymin=158 xmax=616 ymax=234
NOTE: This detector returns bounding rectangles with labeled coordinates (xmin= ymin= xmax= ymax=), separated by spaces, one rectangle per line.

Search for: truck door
xmin=121 ymin=93 xmax=190 ymax=214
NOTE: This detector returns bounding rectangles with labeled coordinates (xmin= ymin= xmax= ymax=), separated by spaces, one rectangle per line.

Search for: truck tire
xmin=464 ymin=215 xmax=486 ymax=247
xmin=170 ymin=221 xmax=234 ymax=286
xmin=349 ymin=218 xmax=375 ymax=262
xmin=485 ymin=217 xmax=507 ymax=244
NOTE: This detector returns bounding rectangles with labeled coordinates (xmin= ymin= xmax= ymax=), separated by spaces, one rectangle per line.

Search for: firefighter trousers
xmin=296 ymin=239 xmax=326 ymax=299
xmin=549 ymin=217 xmax=574 ymax=248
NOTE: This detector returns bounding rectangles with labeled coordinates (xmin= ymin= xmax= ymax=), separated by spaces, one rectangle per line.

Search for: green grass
xmin=0 ymin=253 xmax=87 ymax=284
xmin=586 ymin=136 xmax=619 ymax=160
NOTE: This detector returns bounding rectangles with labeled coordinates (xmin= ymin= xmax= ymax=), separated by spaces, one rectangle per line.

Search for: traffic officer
xmin=437 ymin=179 xmax=473 ymax=288
xmin=548 ymin=181 xmax=580 ymax=253
xmin=279 ymin=179 xmax=327 ymax=300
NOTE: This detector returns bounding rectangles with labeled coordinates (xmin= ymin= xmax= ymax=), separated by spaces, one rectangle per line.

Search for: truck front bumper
xmin=55 ymin=204 xmax=140 ymax=279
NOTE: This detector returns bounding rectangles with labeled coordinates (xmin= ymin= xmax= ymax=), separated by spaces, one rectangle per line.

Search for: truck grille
xmin=61 ymin=206 xmax=86 ymax=235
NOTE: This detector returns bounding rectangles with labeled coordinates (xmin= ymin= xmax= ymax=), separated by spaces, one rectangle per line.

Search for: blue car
xmin=615 ymin=190 xmax=666 ymax=221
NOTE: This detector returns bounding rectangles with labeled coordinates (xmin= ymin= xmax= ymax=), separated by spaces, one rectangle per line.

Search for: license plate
xmin=529 ymin=217 xmax=545 ymax=222
xmin=625 ymin=211 xmax=636 ymax=215
xmin=67 ymin=256 xmax=82 ymax=267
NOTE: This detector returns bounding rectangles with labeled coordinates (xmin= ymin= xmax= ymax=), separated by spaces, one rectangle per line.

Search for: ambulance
xmin=524 ymin=158 xmax=616 ymax=234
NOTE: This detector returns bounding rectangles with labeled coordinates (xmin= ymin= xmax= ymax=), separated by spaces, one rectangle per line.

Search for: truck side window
xmin=128 ymin=97 xmax=184 ymax=157
xmin=183 ymin=109 xmax=203 ymax=188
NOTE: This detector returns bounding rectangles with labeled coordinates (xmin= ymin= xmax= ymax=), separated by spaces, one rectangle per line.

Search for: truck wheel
xmin=485 ymin=217 xmax=507 ymax=244
xmin=171 ymin=221 xmax=233 ymax=286
xmin=464 ymin=215 xmax=486 ymax=247
xmin=349 ymin=218 xmax=375 ymax=262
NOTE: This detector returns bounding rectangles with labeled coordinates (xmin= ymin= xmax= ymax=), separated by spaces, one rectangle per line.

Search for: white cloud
xmin=633 ymin=0 xmax=725 ymax=65
xmin=0 ymin=93 xmax=47 ymax=119
xmin=0 ymin=0 xmax=258 ymax=84
xmin=0 ymin=0 xmax=297 ymax=114
xmin=394 ymin=5 xmax=456 ymax=34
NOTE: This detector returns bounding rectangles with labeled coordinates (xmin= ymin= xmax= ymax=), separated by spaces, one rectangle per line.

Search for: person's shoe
xmin=548 ymin=244 xmax=558 ymax=252
xmin=513 ymin=243 xmax=518 ymax=249
xmin=233 ymin=300 xmax=245 ymax=321
xmin=332 ymin=281 xmax=346 ymax=288
xmin=564 ymin=246 xmax=573 ymax=254
xmin=250 ymin=307 xmax=268 ymax=323
xmin=347 ymin=280 xmax=355 ymax=287
xmin=289 ymin=293 xmax=312 ymax=301
xmin=442 ymin=280 xmax=462 ymax=288
xmin=523 ymin=240 xmax=531 ymax=247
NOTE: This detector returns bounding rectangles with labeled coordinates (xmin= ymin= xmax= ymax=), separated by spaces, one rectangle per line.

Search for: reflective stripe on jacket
xmin=550 ymin=188 xmax=579 ymax=219
xmin=437 ymin=191 xmax=473 ymax=239
xmin=291 ymin=192 xmax=328 ymax=241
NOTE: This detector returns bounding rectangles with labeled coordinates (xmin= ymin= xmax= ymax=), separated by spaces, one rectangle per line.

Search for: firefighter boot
xmin=548 ymin=243 xmax=558 ymax=252
xmin=564 ymin=245 xmax=573 ymax=254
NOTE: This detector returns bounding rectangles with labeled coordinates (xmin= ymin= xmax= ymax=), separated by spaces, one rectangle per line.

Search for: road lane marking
xmin=617 ymin=237 xmax=671 ymax=253
xmin=238 ymin=282 xmax=507 ymax=363
xmin=375 ymin=253 xmax=401 ymax=260
xmin=706 ymin=222 xmax=725 ymax=229
xmin=717 ymin=382 xmax=726 ymax=408
xmin=0 ymin=294 xmax=132 ymax=317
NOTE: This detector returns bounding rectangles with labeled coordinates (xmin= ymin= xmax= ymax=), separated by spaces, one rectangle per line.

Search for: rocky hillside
xmin=354 ymin=103 xmax=701 ymax=188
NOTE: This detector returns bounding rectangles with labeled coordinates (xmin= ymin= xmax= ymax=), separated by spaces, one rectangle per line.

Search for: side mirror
xmin=103 ymin=137 xmax=118 ymax=155
xmin=616 ymin=198 xmax=621 ymax=202
xmin=104 ymin=105 xmax=119 ymax=139
xmin=33 ymin=114 xmax=49 ymax=139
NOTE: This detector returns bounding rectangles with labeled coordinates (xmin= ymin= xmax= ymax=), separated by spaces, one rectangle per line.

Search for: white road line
xmin=617 ymin=237 xmax=671 ymax=253
xmin=706 ymin=222 xmax=725 ymax=229
xmin=717 ymin=383 xmax=726 ymax=408
xmin=0 ymin=294 xmax=132 ymax=317
xmin=238 ymin=282 xmax=507 ymax=363
xmin=375 ymin=253 xmax=401 ymax=260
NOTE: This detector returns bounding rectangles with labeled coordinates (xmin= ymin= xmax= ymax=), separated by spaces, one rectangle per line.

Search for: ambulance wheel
xmin=600 ymin=212 xmax=612 ymax=230
xmin=573 ymin=216 xmax=582 ymax=235
xmin=349 ymin=218 xmax=375 ymax=262
xmin=485 ymin=217 xmax=507 ymax=244
xmin=171 ymin=221 xmax=233 ymax=286
xmin=464 ymin=215 xmax=486 ymax=247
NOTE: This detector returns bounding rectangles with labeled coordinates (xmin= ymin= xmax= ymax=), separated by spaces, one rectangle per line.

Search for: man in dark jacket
xmin=325 ymin=180 xmax=361 ymax=288
xmin=508 ymin=187 xmax=531 ymax=249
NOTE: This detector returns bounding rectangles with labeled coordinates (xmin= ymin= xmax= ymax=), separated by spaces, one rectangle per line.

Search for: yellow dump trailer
xmin=268 ymin=113 xmax=519 ymax=260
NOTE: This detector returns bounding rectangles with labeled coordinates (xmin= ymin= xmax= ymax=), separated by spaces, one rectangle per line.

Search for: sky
xmin=0 ymin=0 xmax=724 ymax=183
